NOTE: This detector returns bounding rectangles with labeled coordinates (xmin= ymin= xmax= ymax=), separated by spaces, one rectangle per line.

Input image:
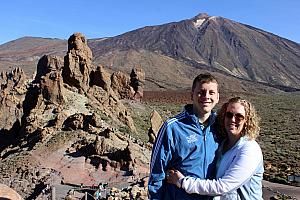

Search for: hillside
xmin=88 ymin=13 xmax=300 ymax=91
xmin=0 ymin=33 xmax=150 ymax=199
xmin=0 ymin=13 xmax=300 ymax=92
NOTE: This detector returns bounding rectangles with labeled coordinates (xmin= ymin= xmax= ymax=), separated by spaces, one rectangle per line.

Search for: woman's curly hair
xmin=217 ymin=97 xmax=260 ymax=140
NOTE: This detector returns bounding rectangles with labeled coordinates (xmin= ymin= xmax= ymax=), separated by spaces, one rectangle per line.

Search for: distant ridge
xmin=1 ymin=13 xmax=300 ymax=92
xmin=88 ymin=13 xmax=300 ymax=90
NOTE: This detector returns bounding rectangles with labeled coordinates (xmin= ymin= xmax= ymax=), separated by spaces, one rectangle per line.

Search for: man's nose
xmin=203 ymin=91 xmax=209 ymax=98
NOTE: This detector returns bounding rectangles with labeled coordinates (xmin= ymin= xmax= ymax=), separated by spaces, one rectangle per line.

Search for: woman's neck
xmin=223 ymin=136 xmax=241 ymax=153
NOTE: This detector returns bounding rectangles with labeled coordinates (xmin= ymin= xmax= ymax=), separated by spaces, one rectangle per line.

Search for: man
xmin=148 ymin=73 xmax=220 ymax=200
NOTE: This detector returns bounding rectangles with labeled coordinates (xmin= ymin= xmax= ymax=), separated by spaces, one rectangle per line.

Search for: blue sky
xmin=1 ymin=0 xmax=299 ymax=45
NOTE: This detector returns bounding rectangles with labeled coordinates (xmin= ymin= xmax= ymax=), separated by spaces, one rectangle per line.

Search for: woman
xmin=166 ymin=97 xmax=264 ymax=200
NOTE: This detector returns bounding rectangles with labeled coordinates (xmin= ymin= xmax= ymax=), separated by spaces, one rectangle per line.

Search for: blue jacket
xmin=148 ymin=104 xmax=220 ymax=200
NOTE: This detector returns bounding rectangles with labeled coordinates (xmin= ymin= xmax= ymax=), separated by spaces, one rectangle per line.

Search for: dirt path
xmin=262 ymin=180 xmax=299 ymax=199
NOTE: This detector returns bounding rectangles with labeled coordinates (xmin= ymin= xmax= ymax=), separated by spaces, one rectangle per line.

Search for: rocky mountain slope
xmin=89 ymin=13 xmax=300 ymax=91
xmin=1 ymin=13 xmax=300 ymax=92
xmin=0 ymin=33 xmax=150 ymax=199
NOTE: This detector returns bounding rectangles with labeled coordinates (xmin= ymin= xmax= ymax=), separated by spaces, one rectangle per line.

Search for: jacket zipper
xmin=203 ymin=133 xmax=207 ymax=178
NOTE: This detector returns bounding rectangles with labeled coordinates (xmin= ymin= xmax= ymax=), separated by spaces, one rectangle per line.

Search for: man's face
xmin=224 ymin=102 xmax=246 ymax=138
xmin=191 ymin=82 xmax=219 ymax=116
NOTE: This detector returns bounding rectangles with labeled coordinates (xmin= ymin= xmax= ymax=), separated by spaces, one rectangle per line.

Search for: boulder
xmin=0 ymin=184 xmax=23 ymax=200
xmin=111 ymin=71 xmax=135 ymax=99
xmin=148 ymin=110 xmax=163 ymax=143
xmin=90 ymin=65 xmax=111 ymax=91
xmin=130 ymin=67 xmax=145 ymax=100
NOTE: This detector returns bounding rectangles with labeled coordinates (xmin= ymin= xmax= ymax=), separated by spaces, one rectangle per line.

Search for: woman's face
xmin=224 ymin=102 xmax=246 ymax=138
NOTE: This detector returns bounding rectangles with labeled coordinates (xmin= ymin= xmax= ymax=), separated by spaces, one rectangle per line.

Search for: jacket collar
xmin=183 ymin=104 xmax=217 ymax=126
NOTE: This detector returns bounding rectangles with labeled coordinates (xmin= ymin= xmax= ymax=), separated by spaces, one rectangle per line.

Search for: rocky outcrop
xmin=81 ymin=128 xmax=150 ymax=172
xmin=0 ymin=33 xmax=144 ymax=150
xmin=18 ymin=33 xmax=139 ymax=142
xmin=87 ymin=85 xmax=137 ymax=131
xmin=62 ymin=32 xmax=92 ymax=92
xmin=60 ymin=33 xmax=138 ymax=132
xmin=130 ymin=68 xmax=145 ymax=100
xmin=0 ymin=68 xmax=27 ymax=132
xmin=0 ymin=33 xmax=149 ymax=199
xmin=87 ymin=65 xmax=137 ymax=131
xmin=20 ymin=55 xmax=65 ymax=139
xmin=35 ymin=55 xmax=65 ymax=105
xmin=90 ymin=65 xmax=111 ymax=91
xmin=0 ymin=184 xmax=23 ymax=200
xmin=148 ymin=110 xmax=163 ymax=144
xmin=62 ymin=113 xmax=106 ymax=134
xmin=90 ymin=65 xmax=145 ymax=101
xmin=63 ymin=113 xmax=86 ymax=131
xmin=111 ymin=71 xmax=135 ymax=99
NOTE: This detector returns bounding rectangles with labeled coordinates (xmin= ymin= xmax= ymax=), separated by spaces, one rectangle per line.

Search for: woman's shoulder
xmin=239 ymin=137 xmax=262 ymax=152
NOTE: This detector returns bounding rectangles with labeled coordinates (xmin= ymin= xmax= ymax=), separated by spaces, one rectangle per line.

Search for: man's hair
xmin=192 ymin=73 xmax=218 ymax=91
xmin=217 ymin=97 xmax=260 ymax=140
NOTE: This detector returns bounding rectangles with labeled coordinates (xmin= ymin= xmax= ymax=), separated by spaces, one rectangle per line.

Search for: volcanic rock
xmin=111 ymin=71 xmax=135 ymax=99
xmin=130 ymin=67 xmax=145 ymax=100
xmin=148 ymin=110 xmax=163 ymax=143
xmin=0 ymin=184 xmax=23 ymax=200
xmin=90 ymin=65 xmax=111 ymax=91
xmin=35 ymin=55 xmax=65 ymax=105
xmin=62 ymin=32 xmax=92 ymax=91
xmin=0 ymin=68 xmax=27 ymax=133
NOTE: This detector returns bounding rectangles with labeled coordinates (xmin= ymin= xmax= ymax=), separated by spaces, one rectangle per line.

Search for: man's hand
xmin=166 ymin=169 xmax=185 ymax=188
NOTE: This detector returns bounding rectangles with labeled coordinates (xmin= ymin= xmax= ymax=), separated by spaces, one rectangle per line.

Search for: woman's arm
xmin=167 ymin=141 xmax=263 ymax=195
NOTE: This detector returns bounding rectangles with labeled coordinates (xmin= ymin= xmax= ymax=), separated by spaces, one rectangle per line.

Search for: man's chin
xmin=201 ymin=108 xmax=213 ymax=113
xmin=202 ymin=105 xmax=213 ymax=109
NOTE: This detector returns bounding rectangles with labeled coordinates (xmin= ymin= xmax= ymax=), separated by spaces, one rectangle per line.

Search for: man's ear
xmin=190 ymin=91 xmax=193 ymax=101
xmin=217 ymin=92 xmax=220 ymax=103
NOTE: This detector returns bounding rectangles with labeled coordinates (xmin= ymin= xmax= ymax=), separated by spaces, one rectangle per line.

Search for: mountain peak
xmin=191 ymin=13 xmax=221 ymax=28
xmin=193 ymin=13 xmax=210 ymax=19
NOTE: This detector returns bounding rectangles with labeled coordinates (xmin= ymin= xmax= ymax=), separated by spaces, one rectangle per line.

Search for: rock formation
xmin=130 ymin=67 xmax=145 ymax=100
xmin=35 ymin=55 xmax=65 ymax=105
xmin=148 ymin=110 xmax=163 ymax=144
xmin=15 ymin=33 xmax=140 ymax=142
xmin=87 ymin=67 xmax=137 ymax=131
xmin=0 ymin=184 xmax=23 ymax=200
xmin=62 ymin=32 xmax=92 ymax=92
xmin=111 ymin=71 xmax=135 ymax=99
xmin=0 ymin=32 xmax=148 ymax=199
xmin=0 ymin=68 xmax=27 ymax=133
xmin=90 ymin=65 xmax=111 ymax=91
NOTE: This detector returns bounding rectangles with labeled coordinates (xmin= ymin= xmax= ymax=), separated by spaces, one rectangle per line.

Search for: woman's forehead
xmin=226 ymin=102 xmax=245 ymax=113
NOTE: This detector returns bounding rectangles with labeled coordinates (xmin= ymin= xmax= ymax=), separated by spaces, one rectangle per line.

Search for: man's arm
xmin=148 ymin=122 xmax=174 ymax=200
xmin=181 ymin=141 xmax=262 ymax=195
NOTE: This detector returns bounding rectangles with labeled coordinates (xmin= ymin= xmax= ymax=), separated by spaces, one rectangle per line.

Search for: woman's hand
xmin=166 ymin=169 xmax=185 ymax=188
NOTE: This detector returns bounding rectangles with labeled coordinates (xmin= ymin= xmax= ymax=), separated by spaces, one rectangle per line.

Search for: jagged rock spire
xmin=62 ymin=32 xmax=92 ymax=91
xmin=35 ymin=55 xmax=65 ymax=105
